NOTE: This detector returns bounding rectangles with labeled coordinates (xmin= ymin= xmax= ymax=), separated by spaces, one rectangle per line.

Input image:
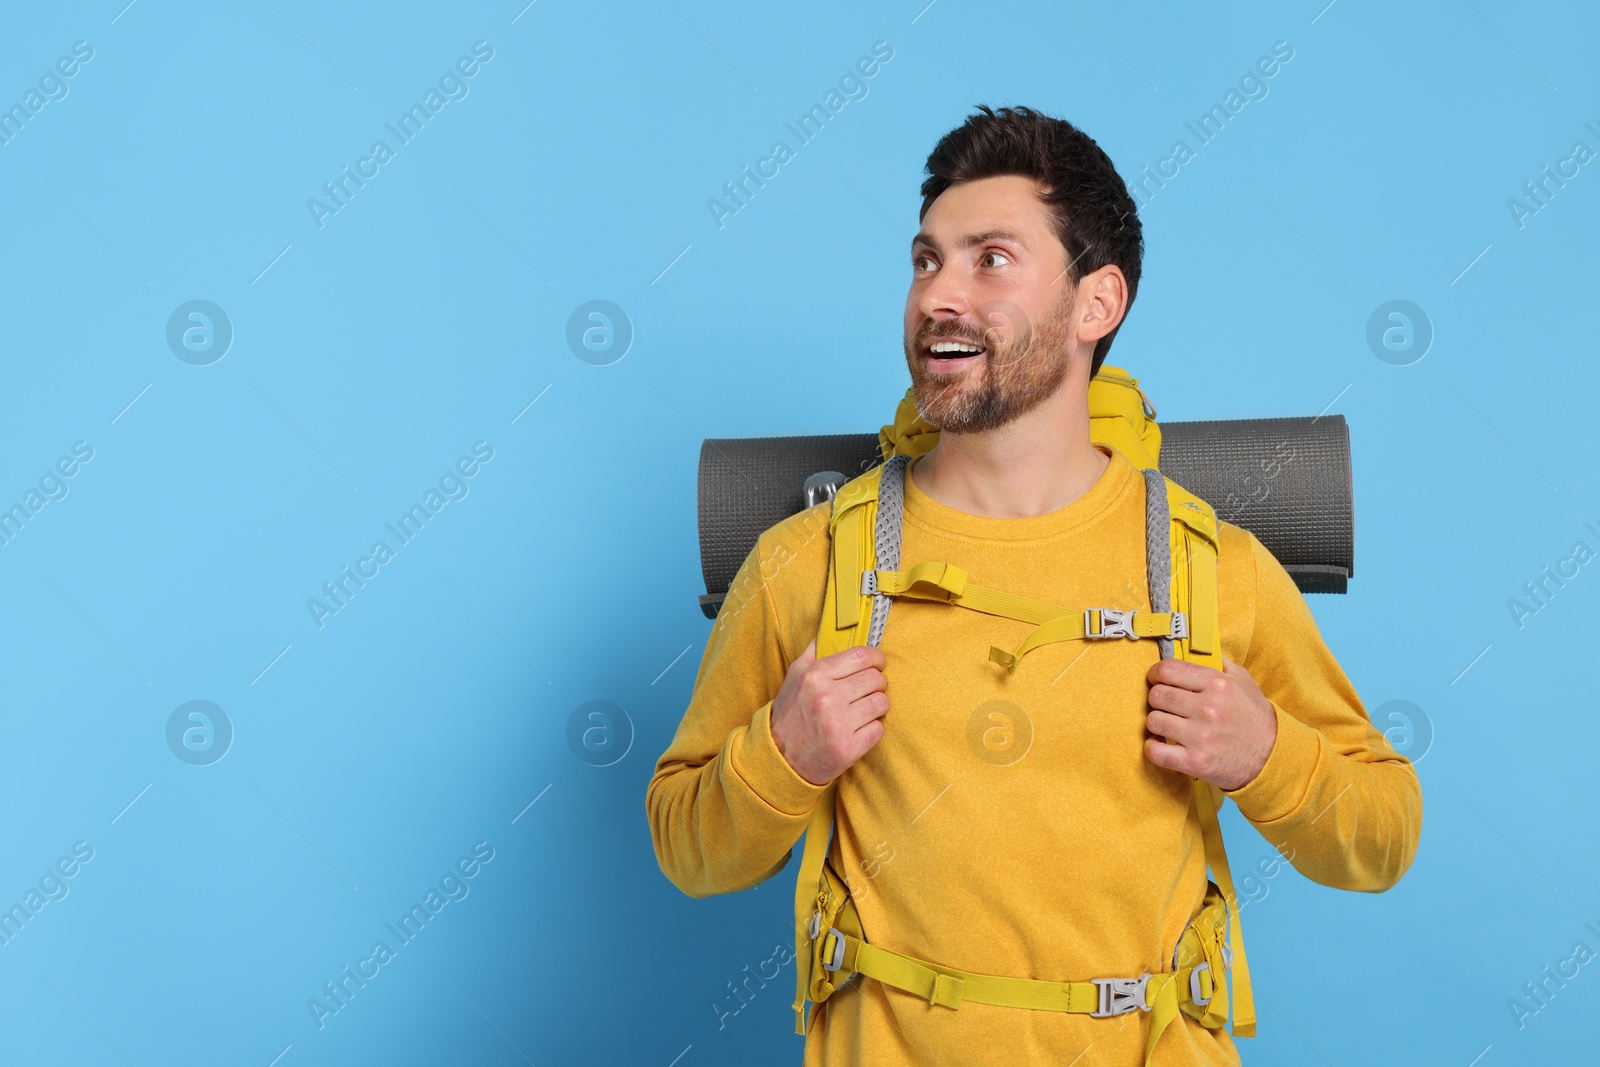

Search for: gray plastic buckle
xmin=808 ymin=912 xmax=821 ymax=940
xmin=1169 ymin=612 xmax=1189 ymax=639
xmin=1189 ymin=962 xmax=1212 ymax=1006
xmin=1090 ymin=974 xmax=1151 ymax=1017
xmin=1085 ymin=607 xmax=1136 ymax=639
xmin=859 ymin=570 xmax=879 ymax=596
xmin=821 ymin=929 xmax=846 ymax=971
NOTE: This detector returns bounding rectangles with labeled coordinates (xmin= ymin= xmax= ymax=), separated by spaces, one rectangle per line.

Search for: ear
xmin=1074 ymin=264 xmax=1128 ymax=347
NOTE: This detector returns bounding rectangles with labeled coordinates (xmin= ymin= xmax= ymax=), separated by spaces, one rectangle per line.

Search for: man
xmin=647 ymin=105 xmax=1422 ymax=1065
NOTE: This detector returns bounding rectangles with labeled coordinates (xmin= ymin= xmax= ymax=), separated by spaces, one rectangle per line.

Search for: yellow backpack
xmin=790 ymin=366 xmax=1257 ymax=1065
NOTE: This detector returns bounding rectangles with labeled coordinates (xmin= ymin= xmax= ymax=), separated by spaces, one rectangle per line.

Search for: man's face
xmin=903 ymin=174 xmax=1078 ymax=434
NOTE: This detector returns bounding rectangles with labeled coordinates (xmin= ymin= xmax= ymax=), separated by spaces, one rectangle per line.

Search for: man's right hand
xmin=769 ymin=637 xmax=889 ymax=786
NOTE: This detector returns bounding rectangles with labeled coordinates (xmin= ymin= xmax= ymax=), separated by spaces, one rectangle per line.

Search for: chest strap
xmin=861 ymin=562 xmax=1188 ymax=673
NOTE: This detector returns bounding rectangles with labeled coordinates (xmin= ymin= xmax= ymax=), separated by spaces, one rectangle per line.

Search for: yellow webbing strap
xmin=842 ymin=932 xmax=1098 ymax=1012
xmin=832 ymin=512 xmax=863 ymax=631
xmin=1144 ymin=974 xmax=1182 ymax=1065
xmin=823 ymin=475 xmax=878 ymax=648
xmin=873 ymin=562 xmax=1057 ymax=625
xmin=1193 ymin=779 xmax=1256 ymax=1036
xmin=870 ymin=565 xmax=1184 ymax=673
xmin=792 ymin=780 xmax=838 ymax=1034
xmin=988 ymin=609 xmax=1185 ymax=673
xmin=825 ymin=926 xmax=1188 ymax=1067
xmin=1181 ymin=526 xmax=1218 ymax=657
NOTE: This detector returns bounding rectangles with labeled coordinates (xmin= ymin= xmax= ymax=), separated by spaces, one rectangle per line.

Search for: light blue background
xmin=1 ymin=1 xmax=1595 ymax=1064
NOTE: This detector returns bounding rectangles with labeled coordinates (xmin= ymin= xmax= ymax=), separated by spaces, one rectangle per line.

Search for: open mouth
xmin=924 ymin=340 xmax=987 ymax=369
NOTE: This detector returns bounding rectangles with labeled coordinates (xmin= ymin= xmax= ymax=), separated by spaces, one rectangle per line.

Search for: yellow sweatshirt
xmin=648 ymin=442 xmax=1422 ymax=1066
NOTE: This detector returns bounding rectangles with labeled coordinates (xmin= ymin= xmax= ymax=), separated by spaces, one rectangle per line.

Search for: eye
xmin=980 ymin=250 xmax=1011 ymax=268
xmin=912 ymin=253 xmax=937 ymax=273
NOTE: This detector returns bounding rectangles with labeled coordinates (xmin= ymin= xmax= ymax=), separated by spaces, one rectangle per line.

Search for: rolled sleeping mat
xmin=696 ymin=414 xmax=1353 ymax=619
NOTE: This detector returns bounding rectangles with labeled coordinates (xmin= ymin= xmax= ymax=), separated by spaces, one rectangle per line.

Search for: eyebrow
xmin=911 ymin=229 xmax=1028 ymax=254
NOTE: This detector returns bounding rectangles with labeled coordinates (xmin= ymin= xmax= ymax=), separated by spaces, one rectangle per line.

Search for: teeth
xmin=929 ymin=341 xmax=983 ymax=354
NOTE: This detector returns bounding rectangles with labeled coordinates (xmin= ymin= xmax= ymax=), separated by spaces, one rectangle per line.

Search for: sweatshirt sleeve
xmin=1220 ymin=528 xmax=1423 ymax=893
xmin=646 ymin=532 xmax=829 ymax=899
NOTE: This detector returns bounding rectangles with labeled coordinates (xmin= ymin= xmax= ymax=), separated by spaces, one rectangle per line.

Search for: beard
xmin=903 ymin=285 xmax=1076 ymax=436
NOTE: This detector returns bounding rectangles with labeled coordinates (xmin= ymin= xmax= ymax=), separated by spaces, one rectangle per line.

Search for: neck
xmin=909 ymin=372 xmax=1109 ymax=519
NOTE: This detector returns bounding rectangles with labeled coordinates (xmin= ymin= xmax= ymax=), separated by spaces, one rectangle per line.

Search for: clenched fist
xmin=770 ymin=638 xmax=890 ymax=786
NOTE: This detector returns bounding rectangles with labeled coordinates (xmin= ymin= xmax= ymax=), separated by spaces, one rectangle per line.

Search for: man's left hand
xmin=1143 ymin=656 xmax=1278 ymax=791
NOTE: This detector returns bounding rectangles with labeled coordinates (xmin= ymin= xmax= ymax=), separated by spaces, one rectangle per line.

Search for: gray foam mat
xmin=697 ymin=415 xmax=1352 ymax=618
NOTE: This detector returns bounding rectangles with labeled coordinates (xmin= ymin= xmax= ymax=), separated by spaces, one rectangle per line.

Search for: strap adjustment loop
xmin=930 ymin=972 xmax=964 ymax=1008
xmin=821 ymin=929 xmax=846 ymax=972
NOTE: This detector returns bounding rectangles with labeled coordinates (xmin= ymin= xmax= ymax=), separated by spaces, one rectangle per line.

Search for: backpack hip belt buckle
xmin=1090 ymin=974 xmax=1152 ymax=1016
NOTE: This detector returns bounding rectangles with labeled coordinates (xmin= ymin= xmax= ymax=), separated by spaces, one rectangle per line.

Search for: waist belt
xmin=802 ymin=872 xmax=1236 ymax=1067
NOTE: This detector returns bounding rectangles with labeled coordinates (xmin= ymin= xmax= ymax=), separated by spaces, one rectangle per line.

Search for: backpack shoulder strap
xmin=793 ymin=455 xmax=908 ymax=1034
xmin=1143 ymin=469 xmax=1256 ymax=1040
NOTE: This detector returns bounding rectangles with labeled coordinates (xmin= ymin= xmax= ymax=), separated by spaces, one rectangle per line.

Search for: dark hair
xmin=918 ymin=105 xmax=1142 ymax=375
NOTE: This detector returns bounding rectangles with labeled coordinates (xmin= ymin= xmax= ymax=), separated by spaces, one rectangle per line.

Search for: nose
xmin=914 ymin=263 xmax=972 ymax=331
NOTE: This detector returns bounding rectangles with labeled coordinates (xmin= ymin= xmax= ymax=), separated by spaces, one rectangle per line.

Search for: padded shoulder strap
xmin=1147 ymin=471 xmax=1254 ymax=1038
xmin=828 ymin=462 xmax=884 ymax=525
xmin=795 ymin=456 xmax=907 ymax=1034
